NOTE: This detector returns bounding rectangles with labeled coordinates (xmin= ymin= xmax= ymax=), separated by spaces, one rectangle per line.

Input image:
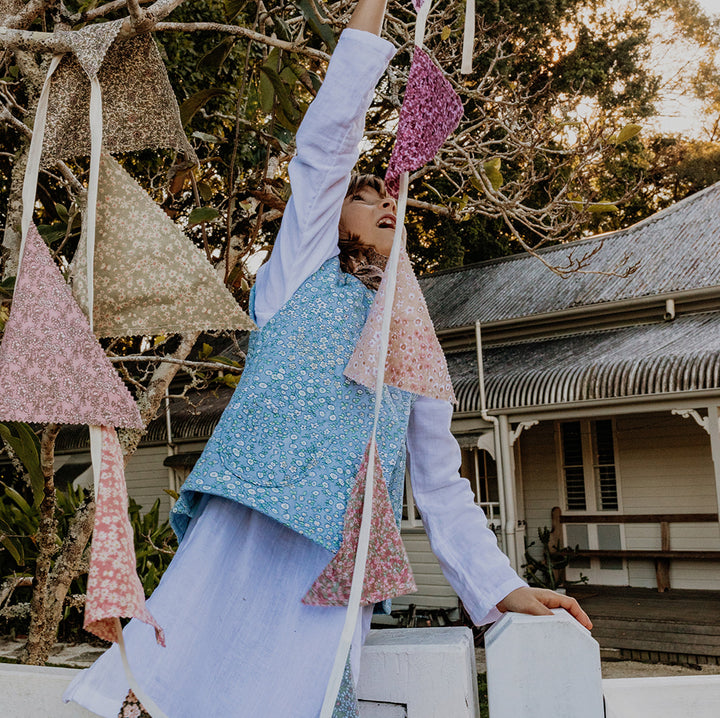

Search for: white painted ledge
xmin=356 ymin=627 xmax=479 ymax=718
xmin=0 ymin=627 xmax=478 ymax=718
xmin=485 ymin=609 xmax=604 ymax=718
xmin=0 ymin=663 xmax=95 ymax=717
xmin=603 ymin=675 xmax=720 ymax=718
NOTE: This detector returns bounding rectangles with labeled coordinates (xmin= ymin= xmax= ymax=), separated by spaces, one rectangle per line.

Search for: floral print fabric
xmin=42 ymin=32 xmax=194 ymax=166
xmin=345 ymin=249 xmax=455 ymax=403
xmin=118 ymin=690 xmax=152 ymax=718
xmin=385 ymin=47 xmax=463 ymax=198
xmin=170 ymin=258 xmax=415 ymax=553
xmin=304 ymin=442 xmax=416 ymax=606
xmin=0 ymin=223 xmax=141 ymax=428
xmin=84 ymin=426 xmax=164 ymax=646
xmin=71 ymin=153 xmax=254 ymax=338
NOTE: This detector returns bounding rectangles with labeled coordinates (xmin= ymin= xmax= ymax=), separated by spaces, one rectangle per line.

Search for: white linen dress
xmin=64 ymin=28 xmax=525 ymax=718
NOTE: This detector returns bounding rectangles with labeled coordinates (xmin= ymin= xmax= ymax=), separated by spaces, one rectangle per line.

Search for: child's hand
xmin=495 ymin=586 xmax=593 ymax=631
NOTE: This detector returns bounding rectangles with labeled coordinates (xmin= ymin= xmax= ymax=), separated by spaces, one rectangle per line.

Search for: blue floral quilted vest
xmin=170 ymin=257 xmax=415 ymax=553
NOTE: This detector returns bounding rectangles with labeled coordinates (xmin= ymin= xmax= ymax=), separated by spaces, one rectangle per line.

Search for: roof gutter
xmin=437 ymin=285 xmax=720 ymax=346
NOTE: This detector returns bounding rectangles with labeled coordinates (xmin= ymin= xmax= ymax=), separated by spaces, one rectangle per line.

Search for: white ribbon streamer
xmin=319 ymin=172 xmax=409 ymax=717
xmin=117 ymin=619 xmax=170 ymax=718
xmin=18 ymin=54 xmax=63 ymax=273
xmin=414 ymin=0 xmax=432 ymax=48
xmin=461 ymin=0 xmax=475 ymax=74
xmin=86 ymin=75 xmax=103 ymax=331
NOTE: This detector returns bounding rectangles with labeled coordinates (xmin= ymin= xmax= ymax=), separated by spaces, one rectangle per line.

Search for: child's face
xmin=339 ymin=186 xmax=397 ymax=257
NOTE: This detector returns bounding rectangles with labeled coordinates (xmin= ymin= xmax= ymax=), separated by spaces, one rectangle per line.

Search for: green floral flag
xmin=71 ymin=153 xmax=255 ymax=338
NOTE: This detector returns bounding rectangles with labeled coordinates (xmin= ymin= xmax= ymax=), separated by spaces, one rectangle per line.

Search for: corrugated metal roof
xmin=448 ymin=311 xmax=720 ymax=412
xmin=56 ymin=386 xmax=234 ymax=451
xmin=420 ymin=183 xmax=720 ymax=330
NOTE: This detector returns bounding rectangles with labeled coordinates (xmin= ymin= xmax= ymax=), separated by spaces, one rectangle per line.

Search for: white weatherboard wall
xmin=485 ymin=610 xmax=603 ymax=718
xmin=518 ymin=413 xmax=720 ymax=590
xmin=395 ymin=528 xmax=458 ymax=610
xmin=615 ymin=413 xmax=720 ymax=590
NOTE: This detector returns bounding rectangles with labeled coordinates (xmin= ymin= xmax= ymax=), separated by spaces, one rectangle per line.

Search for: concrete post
xmin=485 ymin=609 xmax=603 ymax=718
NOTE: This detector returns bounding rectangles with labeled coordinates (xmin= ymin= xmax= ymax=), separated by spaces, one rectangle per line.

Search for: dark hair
xmin=338 ymin=173 xmax=387 ymax=279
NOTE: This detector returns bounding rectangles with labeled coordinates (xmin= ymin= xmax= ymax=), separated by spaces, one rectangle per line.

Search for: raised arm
xmin=407 ymin=396 xmax=591 ymax=629
xmin=252 ymin=0 xmax=394 ymax=328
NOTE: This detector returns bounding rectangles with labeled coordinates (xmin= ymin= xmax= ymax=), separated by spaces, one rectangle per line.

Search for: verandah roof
xmin=448 ymin=311 xmax=720 ymax=413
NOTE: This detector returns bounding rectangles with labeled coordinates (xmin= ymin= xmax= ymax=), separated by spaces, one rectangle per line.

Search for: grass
xmin=478 ymin=673 xmax=489 ymax=718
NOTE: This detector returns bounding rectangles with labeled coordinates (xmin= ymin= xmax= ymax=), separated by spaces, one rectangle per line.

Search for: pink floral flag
xmin=345 ymin=249 xmax=455 ymax=402
xmin=0 ymin=224 xmax=142 ymax=428
xmin=303 ymin=443 xmax=416 ymax=606
xmin=385 ymin=47 xmax=463 ymax=198
xmin=84 ymin=426 xmax=165 ymax=645
xmin=71 ymin=153 xmax=255 ymax=338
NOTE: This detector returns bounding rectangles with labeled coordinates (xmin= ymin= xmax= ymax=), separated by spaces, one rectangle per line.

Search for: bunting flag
xmin=41 ymin=30 xmax=194 ymax=166
xmin=0 ymin=223 xmax=142 ymax=429
xmin=303 ymin=444 xmax=416 ymax=607
xmin=84 ymin=426 xmax=165 ymax=646
xmin=345 ymin=249 xmax=455 ymax=402
xmin=385 ymin=47 xmax=464 ymax=198
xmin=70 ymin=153 xmax=255 ymax=338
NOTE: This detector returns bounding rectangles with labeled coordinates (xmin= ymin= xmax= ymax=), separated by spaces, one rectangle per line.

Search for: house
xmin=54 ymin=182 xmax=720 ymax=614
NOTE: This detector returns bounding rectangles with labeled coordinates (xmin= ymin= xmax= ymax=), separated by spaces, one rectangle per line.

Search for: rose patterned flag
xmin=71 ymin=153 xmax=255 ymax=338
xmin=41 ymin=30 xmax=194 ymax=166
xmin=84 ymin=426 xmax=164 ymax=645
xmin=345 ymin=248 xmax=455 ymax=402
xmin=303 ymin=443 xmax=416 ymax=606
xmin=0 ymin=223 xmax=142 ymax=428
xmin=385 ymin=47 xmax=463 ymax=198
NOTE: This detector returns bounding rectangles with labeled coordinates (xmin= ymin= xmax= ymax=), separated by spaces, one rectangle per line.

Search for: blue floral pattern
xmin=171 ymin=258 xmax=415 ymax=553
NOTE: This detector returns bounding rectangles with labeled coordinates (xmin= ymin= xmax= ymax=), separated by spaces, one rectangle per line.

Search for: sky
xmin=650 ymin=0 xmax=720 ymax=136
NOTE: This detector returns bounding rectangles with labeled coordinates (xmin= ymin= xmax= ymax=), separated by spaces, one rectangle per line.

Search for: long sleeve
xmin=253 ymin=29 xmax=396 ymax=328
xmin=406 ymin=396 xmax=527 ymax=626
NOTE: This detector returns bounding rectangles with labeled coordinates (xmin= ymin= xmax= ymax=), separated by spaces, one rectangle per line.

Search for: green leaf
xmin=293 ymin=0 xmax=337 ymax=50
xmin=163 ymin=489 xmax=180 ymax=501
xmin=0 ymin=423 xmax=43 ymax=506
xmin=483 ymin=158 xmax=503 ymax=191
xmin=188 ymin=206 xmax=220 ymax=226
xmin=587 ymin=202 xmax=619 ymax=213
xmin=3 ymin=484 xmax=33 ymax=516
xmin=614 ymin=123 xmax=642 ymax=145
xmin=441 ymin=26 xmax=451 ymax=41
xmin=179 ymin=88 xmax=230 ymax=127
xmin=54 ymin=203 xmax=69 ymax=222
xmin=258 ymin=70 xmax=275 ymax=114
xmin=198 ymin=38 xmax=236 ymax=73
xmin=222 ymin=374 xmax=241 ymax=388
xmin=260 ymin=65 xmax=301 ymax=125
xmin=0 ymin=534 xmax=23 ymax=565
xmin=197 ymin=182 xmax=214 ymax=202
xmin=224 ymin=0 xmax=248 ymax=21
xmin=0 ymin=276 xmax=15 ymax=298
xmin=36 ymin=223 xmax=66 ymax=245
xmin=192 ymin=131 xmax=221 ymax=143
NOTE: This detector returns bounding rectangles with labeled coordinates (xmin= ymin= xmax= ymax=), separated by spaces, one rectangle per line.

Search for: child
xmin=65 ymin=2 xmax=591 ymax=716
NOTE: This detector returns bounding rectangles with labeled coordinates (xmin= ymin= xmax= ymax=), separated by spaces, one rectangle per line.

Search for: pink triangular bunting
xmin=84 ymin=426 xmax=164 ymax=645
xmin=385 ymin=47 xmax=463 ymax=198
xmin=0 ymin=223 xmax=141 ymax=428
xmin=303 ymin=443 xmax=416 ymax=606
xmin=345 ymin=249 xmax=455 ymax=402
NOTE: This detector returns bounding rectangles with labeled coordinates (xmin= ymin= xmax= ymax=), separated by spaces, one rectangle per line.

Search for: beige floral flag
xmin=71 ymin=153 xmax=255 ymax=338
xmin=41 ymin=30 xmax=195 ymax=166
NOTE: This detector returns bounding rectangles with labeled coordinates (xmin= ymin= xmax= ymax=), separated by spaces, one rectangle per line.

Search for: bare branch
xmin=154 ymin=22 xmax=331 ymax=61
xmin=109 ymin=355 xmax=244 ymax=372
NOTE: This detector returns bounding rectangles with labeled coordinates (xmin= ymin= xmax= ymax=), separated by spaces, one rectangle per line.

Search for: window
xmin=560 ymin=420 xmax=619 ymax=513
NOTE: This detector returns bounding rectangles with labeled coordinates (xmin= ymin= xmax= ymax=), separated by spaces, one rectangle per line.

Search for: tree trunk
xmin=23 ymin=423 xmax=60 ymax=665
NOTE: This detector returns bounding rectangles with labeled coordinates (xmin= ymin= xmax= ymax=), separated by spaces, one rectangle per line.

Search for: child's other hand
xmin=495 ymin=586 xmax=593 ymax=631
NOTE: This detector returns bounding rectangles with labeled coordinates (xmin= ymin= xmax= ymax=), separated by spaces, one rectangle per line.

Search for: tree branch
xmin=154 ymin=22 xmax=331 ymax=61
xmin=109 ymin=355 xmax=244 ymax=371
